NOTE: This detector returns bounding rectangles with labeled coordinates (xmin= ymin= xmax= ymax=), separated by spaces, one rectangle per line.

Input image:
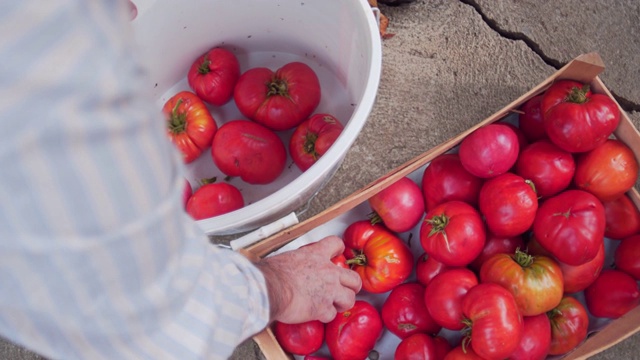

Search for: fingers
xmin=311 ymin=235 xmax=345 ymax=259
xmin=317 ymin=306 xmax=338 ymax=324
xmin=333 ymin=287 xmax=357 ymax=314
xmin=339 ymin=268 xmax=362 ymax=293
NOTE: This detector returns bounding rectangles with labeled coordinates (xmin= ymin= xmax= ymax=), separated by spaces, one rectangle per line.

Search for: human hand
xmin=255 ymin=236 xmax=362 ymax=324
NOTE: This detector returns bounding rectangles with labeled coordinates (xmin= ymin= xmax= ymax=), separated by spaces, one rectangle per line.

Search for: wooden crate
xmin=243 ymin=52 xmax=640 ymax=360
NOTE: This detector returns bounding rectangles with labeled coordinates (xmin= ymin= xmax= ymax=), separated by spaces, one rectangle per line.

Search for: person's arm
xmin=0 ymin=1 xmax=359 ymax=359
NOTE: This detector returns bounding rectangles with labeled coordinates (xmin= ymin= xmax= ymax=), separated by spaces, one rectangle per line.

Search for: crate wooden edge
xmin=249 ymin=52 xmax=640 ymax=360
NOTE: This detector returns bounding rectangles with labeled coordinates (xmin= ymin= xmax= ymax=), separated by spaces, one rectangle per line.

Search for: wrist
xmin=255 ymin=258 xmax=292 ymax=323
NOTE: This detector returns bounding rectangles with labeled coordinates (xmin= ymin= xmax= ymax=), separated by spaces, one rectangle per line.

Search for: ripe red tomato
xmin=501 ymin=122 xmax=529 ymax=153
xmin=394 ymin=333 xmax=436 ymax=360
xmin=615 ymin=235 xmax=640 ymax=280
xmin=343 ymin=221 xmax=414 ymax=293
xmin=514 ymin=140 xmax=576 ymax=198
xmin=479 ymin=250 xmax=563 ymax=316
xmin=468 ymin=233 xmax=524 ymax=273
xmin=532 ymin=189 xmax=605 ymax=266
xmin=508 ymin=314 xmax=551 ymax=360
xmin=518 ymin=94 xmax=547 ymax=142
xmin=541 ymin=80 xmax=620 ymax=153
xmin=547 ymin=296 xmax=589 ymax=356
xmin=478 ymin=173 xmax=538 ymax=237
xmin=421 ymin=153 xmax=484 ymax=211
xmin=528 ymin=236 xmax=604 ymax=294
xmin=462 ymin=283 xmax=523 ymax=360
xmin=424 ymin=268 xmax=478 ymax=331
xmin=273 ymin=320 xmax=324 ymax=356
xmin=574 ymin=139 xmax=639 ymax=201
xmin=162 ymin=91 xmax=217 ymax=163
xmin=416 ymin=253 xmax=451 ymax=287
xmin=420 ymin=201 xmax=486 ymax=267
xmin=369 ymin=177 xmax=425 ymax=233
xmin=443 ymin=345 xmax=484 ymax=360
xmin=186 ymin=182 xmax=244 ymax=220
xmin=289 ymin=113 xmax=344 ymax=171
xmin=433 ymin=336 xmax=453 ymax=360
xmin=458 ymin=123 xmax=520 ymax=178
xmin=211 ymin=120 xmax=286 ymax=184
xmin=584 ymin=269 xmax=640 ymax=318
xmin=382 ymin=282 xmax=442 ymax=339
xmin=187 ymin=47 xmax=240 ymax=106
xmin=234 ymin=62 xmax=321 ymax=131
xmin=331 ymin=254 xmax=349 ymax=269
xmin=603 ymin=194 xmax=640 ymax=239
xmin=325 ymin=300 xmax=383 ymax=360
xmin=182 ymin=179 xmax=192 ymax=209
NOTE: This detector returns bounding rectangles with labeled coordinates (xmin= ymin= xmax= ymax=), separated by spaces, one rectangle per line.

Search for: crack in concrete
xmin=459 ymin=0 xmax=640 ymax=112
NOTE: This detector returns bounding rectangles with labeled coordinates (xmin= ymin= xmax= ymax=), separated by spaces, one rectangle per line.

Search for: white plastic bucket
xmin=131 ymin=0 xmax=382 ymax=235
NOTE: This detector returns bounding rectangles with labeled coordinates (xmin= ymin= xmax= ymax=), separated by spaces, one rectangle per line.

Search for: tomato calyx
xmin=168 ymin=98 xmax=187 ymax=134
xmin=566 ymin=84 xmax=590 ymax=104
xmin=197 ymin=55 xmax=211 ymax=75
xmin=267 ymin=78 xmax=290 ymax=98
xmin=368 ymin=211 xmax=383 ymax=226
xmin=460 ymin=319 xmax=474 ymax=354
xmin=346 ymin=252 xmax=368 ymax=266
xmin=304 ymin=131 xmax=319 ymax=158
xmin=513 ymin=248 xmax=535 ymax=268
xmin=426 ymin=214 xmax=452 ymax=252
xmin=199 ymin=177 xmax=218 ymax=185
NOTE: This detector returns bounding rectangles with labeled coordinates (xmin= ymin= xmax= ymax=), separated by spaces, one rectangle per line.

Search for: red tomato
xmin=369 ymin=177 xmax=426 ymax=233
xmin=273 ymin=320 xmax=324 ymax=356
xmin=416 ymin=252 xmax=451 ymax=287
xmin=462 ymin=283 xmax=523 ymax=360
xmin=478 ymin=173 xmax=538 ymax=237
xmin=382 ymin=282 xmax=442 ymax=339
xmin=574 ymin=139 xmax=639 ymax=201
xmin=424 ymin=268 xmax=478 ymax=330
xmin=325 ymin=300 xmax=383 ymax=360
xmin=343 ymin=221 xmax=414 ymax=293
xmin=162 ymin=91 xmax=217 ymax=164
xmin=331 ymin=253 xmax=349 ymax=269
xmin=421 ymin=153 xmax=484 ymax=211
xmin=541 ymin=80 xmax=620 ymax=153
xmin=458 ymin=123 xmax=520 ymax=178
xmin=514 ymin=140 xmax=576 ymax=198
xmin=468 ymin=233 xmax=524 ymax=273
xmin=420 ymin=201 xmax=486 ymax=267
xmin=508 ymin=314 xmax=551 ymax=360
xmin=187 ymin=47 xmax=240 ymax=106
xmin=480 ymin=250 xmax=563 ymax=316
xmin=518 ymin=94 xmax=547 ymax=142
xmin=289 ymin=113 xmax=344 ymax=171
xmin=394 ymin=333 xmax=436 ymax=360
xmin=303 ymin=357 xmax=330 ymax=360
xmin=182 ymin=179 xmax=192 ymax=209
xmin=584 ymin=269 xmax=640 ymax=318
xmin=528 ymin=236 xmax=604 ymax=294
xmin=547 ymin=296 xmax=589 ymax=356
xmin=433 ymin=336 xmax=453 ymax=360
xmin=603 ymin=194 xmax=640 ymax=239
xmin=501 ymin=122 xmax=529 ymax=153
xmin=185 ymin=182 xmax=243 ymax=220
xmin=532 ymin=190 xmax=605 ymax=266
xmin=234 ymin=62 xmax=321 ymax=131
xmin=211 ymin=120 xmax=286 ymax=184
xmin=615 ymin=235 xmax=640 ymax=280
xmin=443 ymin=345 xmax=484 ymax=360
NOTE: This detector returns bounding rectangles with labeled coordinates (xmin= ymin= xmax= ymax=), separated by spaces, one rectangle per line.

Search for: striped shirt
xmin=0 ymin=1 xmax=269 ymax=359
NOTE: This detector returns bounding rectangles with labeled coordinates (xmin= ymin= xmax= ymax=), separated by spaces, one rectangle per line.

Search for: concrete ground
xmin=2 ymin=0 xmax=639 ymax=359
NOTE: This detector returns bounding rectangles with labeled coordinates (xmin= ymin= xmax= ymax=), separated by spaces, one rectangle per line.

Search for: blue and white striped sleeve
xmin=0 ymin=1 xmax=270 ymax=359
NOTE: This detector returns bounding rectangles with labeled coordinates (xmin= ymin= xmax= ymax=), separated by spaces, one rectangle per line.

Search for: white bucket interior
xmin=131 ymin=0 xmax=382 ymax=235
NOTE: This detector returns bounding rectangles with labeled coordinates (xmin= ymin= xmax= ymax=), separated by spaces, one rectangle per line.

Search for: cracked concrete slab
xmin=2 ymin=0 xmax=639 ymax=359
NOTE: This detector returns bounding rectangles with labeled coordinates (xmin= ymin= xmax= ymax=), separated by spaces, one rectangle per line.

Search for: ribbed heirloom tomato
xmin=289 ymin=113 xmax=344 ymax=171
xmin=541 ymin=80 xmax=620 ymax=153
xmin=603 ymin=194 xmax=640 ymax=239
xmin=234 ymin=61 xmax=321 ymax=131
xmin=547 ymin=296 xmax=589 ymax=356
xmin=508 ymin=313 xmax=552 ymax=360
xmin=420 ymin=201 xmax=486 ymax=267
xmin=187 ymin=47 xmax=240 ymax=106
xmin=185 ymin=182 xmax=243 ymax=220
xmin=325 ymin=300 xmax=383 ymax=360
xmin=381 ymin=282 xmax=442 ymax=339
xmin=584 ymin=270 xmax=640 ymax=319
xmin=273 ymin=320 xmax=324 ymax=356
xmin=162 ymin=91 xmax=217 ymax=163
xmin=515 ymin=140 xmax=575 ymax=198
xmin=342 ymin=221 xmax=414 ymax=293
xmin=424 ymin=268 xmax=478 ymax=331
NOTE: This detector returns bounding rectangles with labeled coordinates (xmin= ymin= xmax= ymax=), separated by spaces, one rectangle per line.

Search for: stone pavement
xmin=2 ymin=0 xmax=639 ymax=359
